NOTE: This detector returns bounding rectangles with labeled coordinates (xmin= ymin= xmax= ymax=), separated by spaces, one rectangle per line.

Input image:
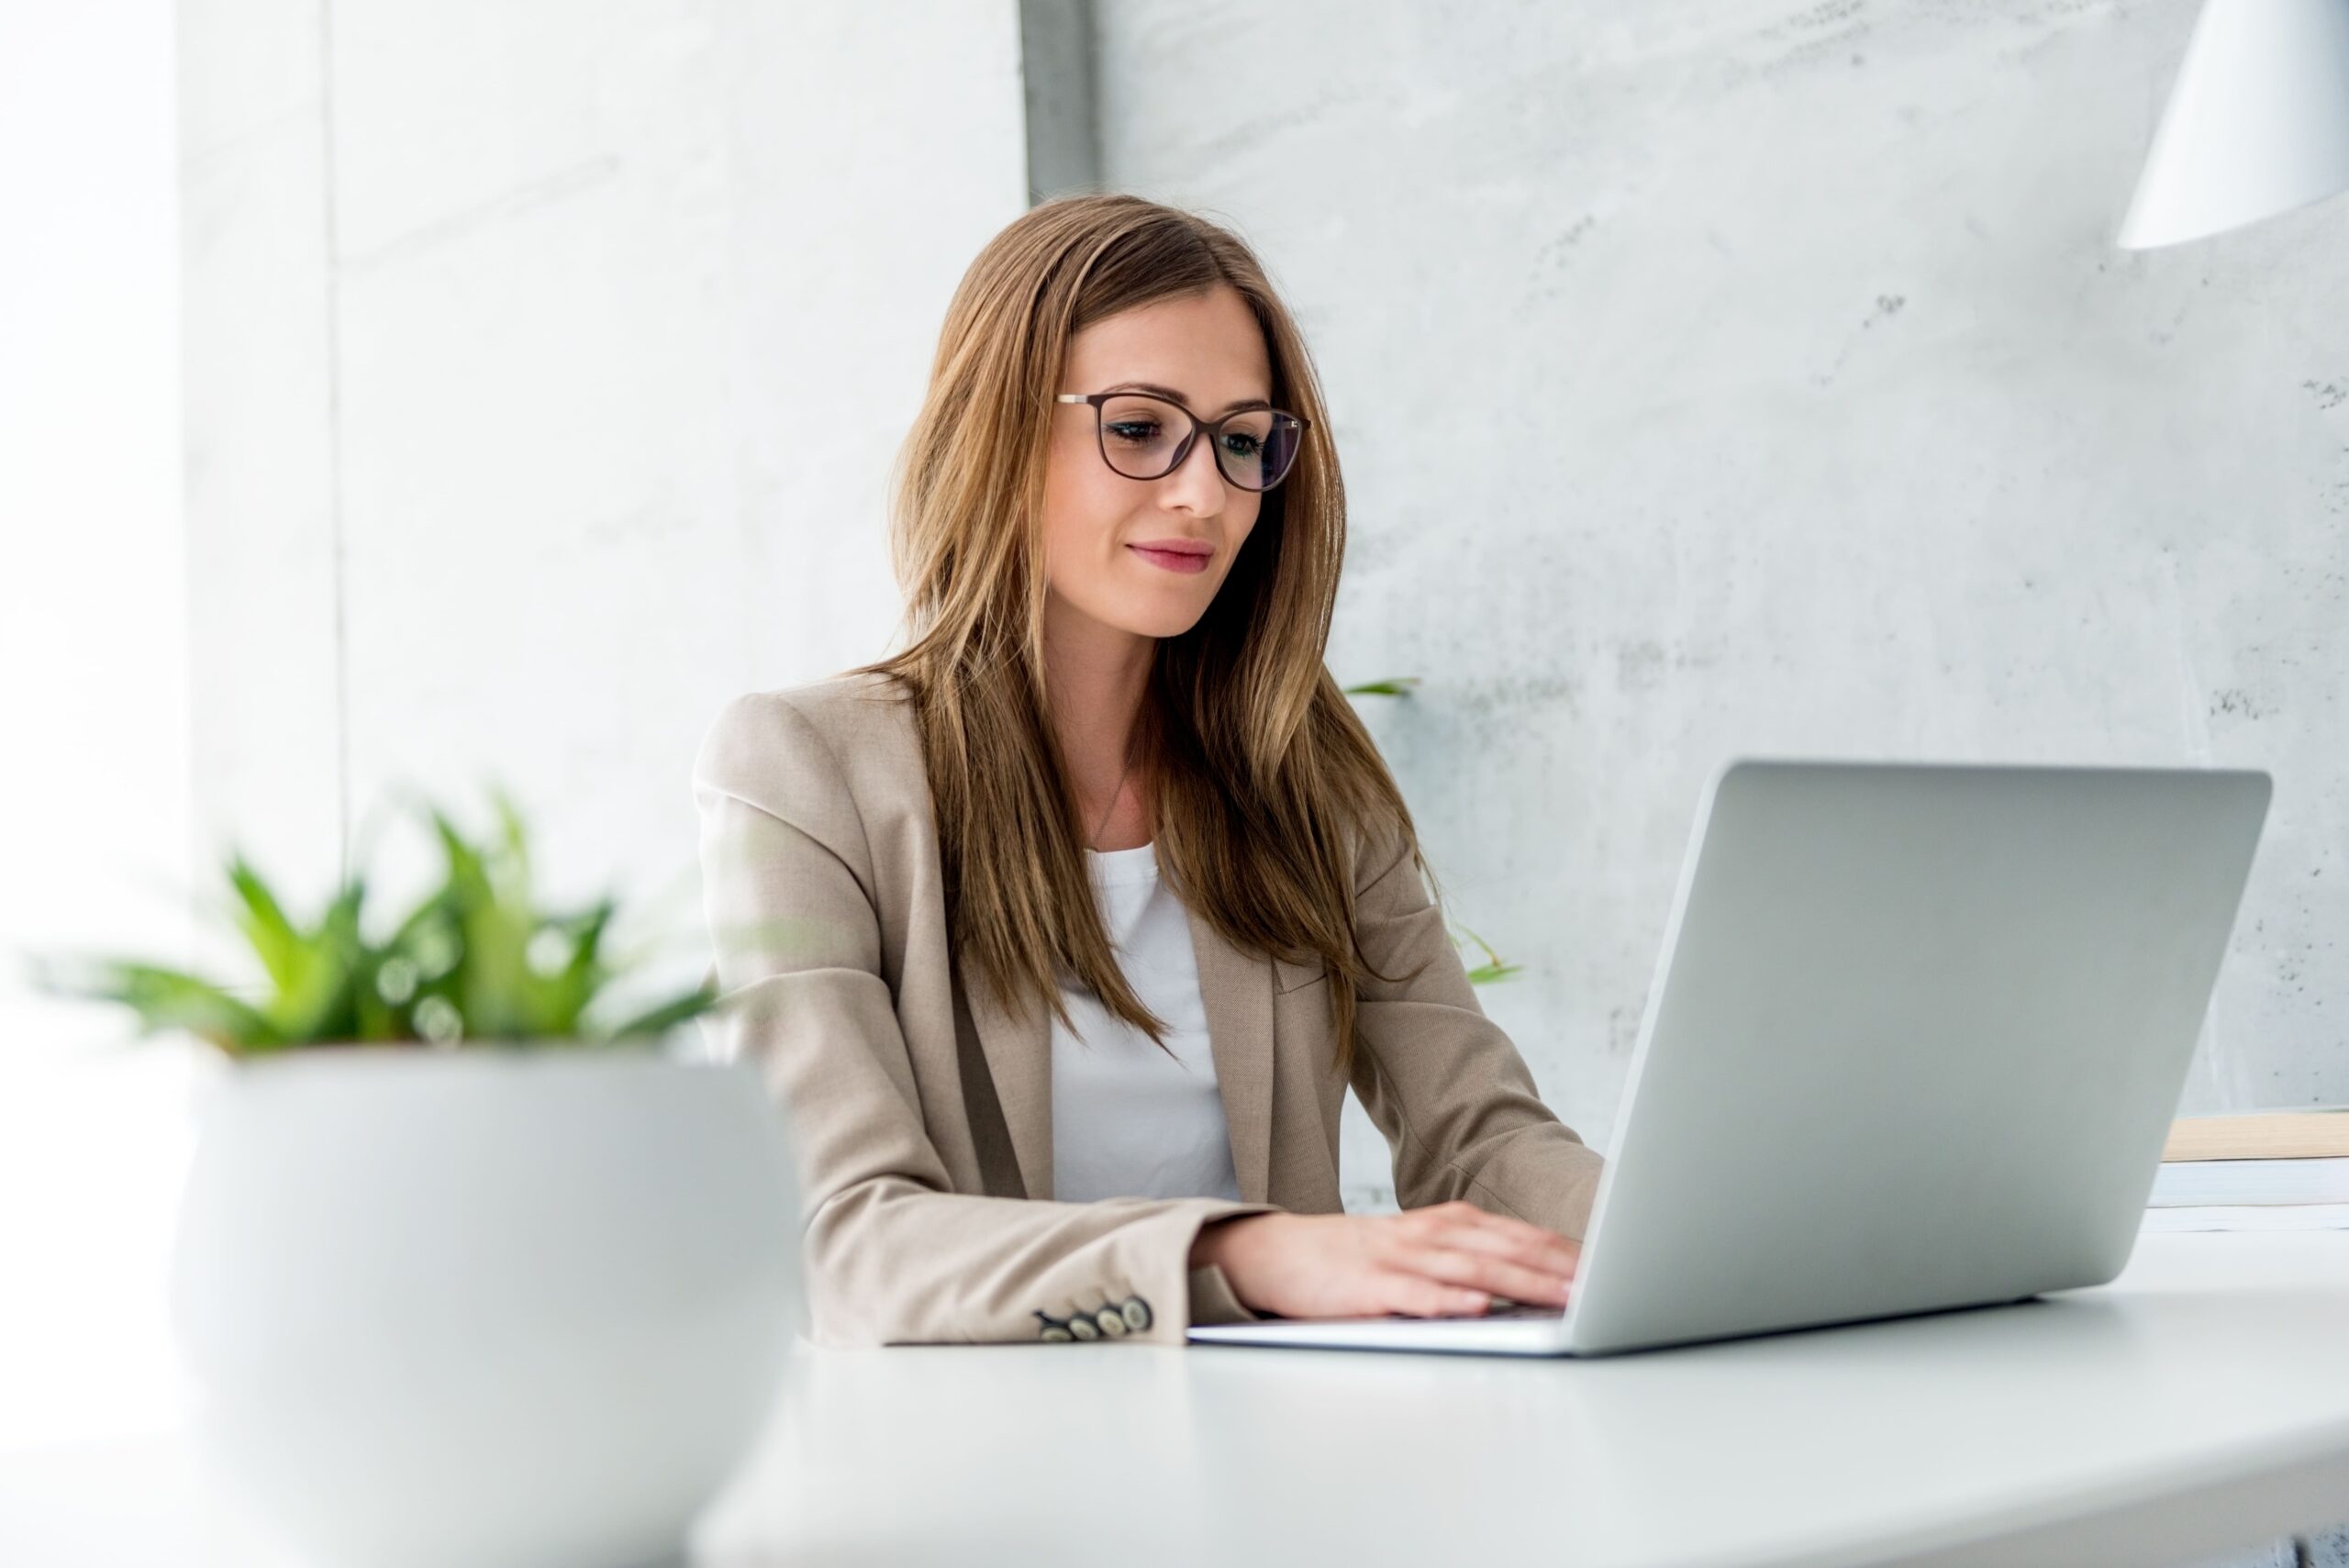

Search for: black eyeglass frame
xmin=1053 ymin=391 xmax=1310 ymax=493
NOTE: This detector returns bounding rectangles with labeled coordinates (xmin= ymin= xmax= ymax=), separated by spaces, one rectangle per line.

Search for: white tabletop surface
xmin=8 ymin=1232 xmax=2349 ymax=1568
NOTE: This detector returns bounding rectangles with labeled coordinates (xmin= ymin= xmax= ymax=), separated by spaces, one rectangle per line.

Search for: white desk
xmin=696 ymin=1232 xmax=2349 ymax=1568
xmin=7 ymin=1233 xmax=2348 ymax=1568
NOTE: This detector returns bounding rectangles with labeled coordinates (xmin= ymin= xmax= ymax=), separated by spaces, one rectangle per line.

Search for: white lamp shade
xmin=2119 ymin=0 xmax=2349 ymax=249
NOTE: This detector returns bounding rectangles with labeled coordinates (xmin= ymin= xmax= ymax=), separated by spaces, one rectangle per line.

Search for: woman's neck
xmin=1042 ymin=597 xmax=1156 ymax=851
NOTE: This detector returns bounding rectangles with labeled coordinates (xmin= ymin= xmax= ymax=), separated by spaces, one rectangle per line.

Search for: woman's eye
xmin=1106 ymin=421 xmax=1160 ymax=444
xmin=1221 ymin=433 xmax=1262 ymax=457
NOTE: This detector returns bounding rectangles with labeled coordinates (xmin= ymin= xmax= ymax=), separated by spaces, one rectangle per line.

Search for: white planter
xmin=170 ymin=1047 xmax=802 ymax=1568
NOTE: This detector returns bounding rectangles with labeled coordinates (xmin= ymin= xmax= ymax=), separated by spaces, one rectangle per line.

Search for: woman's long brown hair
xmin=847 ymin=194 xmax=1440 ymax=1081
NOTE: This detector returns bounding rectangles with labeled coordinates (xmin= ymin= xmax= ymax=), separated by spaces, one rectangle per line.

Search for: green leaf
xmin=1341 ymin=676 xmax=1421 ymax=697
xmin=1453 ymin=923 xmax=1522 ymax=986
xmin=595 ymin=980 xmax=725 ymax=1046
xmin=225 ymin=851 xmax=306 ymax=994
xmin=540 ymin=897 xmax=618 ymax=1035
xmin=428 ymin=803 xmax=528 ymax=1039
xmin=29 ymin=955 xmax=284 ymax=1054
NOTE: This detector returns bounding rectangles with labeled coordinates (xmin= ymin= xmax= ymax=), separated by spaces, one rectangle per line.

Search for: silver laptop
xmin=1188 ymin=758 xmax=2272 ymax=1357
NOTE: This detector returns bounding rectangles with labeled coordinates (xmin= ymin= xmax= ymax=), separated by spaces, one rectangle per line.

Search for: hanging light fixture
xmin=2119 ymin=0 xmax=2349 ymax=249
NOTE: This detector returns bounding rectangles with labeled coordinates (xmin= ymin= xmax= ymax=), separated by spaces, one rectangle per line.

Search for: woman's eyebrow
xmin=1105 ymin=380 xmax=1271 ymax=415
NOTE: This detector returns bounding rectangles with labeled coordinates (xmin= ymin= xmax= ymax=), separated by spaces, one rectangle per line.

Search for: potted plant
xmin=27 ymin=787 xmax=799 ymax=1568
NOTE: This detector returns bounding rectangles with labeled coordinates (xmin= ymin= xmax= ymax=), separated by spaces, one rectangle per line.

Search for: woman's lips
xmin=1130 ymin=544 xmax=1210 ymax=575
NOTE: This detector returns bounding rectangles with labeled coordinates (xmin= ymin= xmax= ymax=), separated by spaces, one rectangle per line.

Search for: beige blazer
xmin=691 ymin=671 xmax=1607 ymax=1347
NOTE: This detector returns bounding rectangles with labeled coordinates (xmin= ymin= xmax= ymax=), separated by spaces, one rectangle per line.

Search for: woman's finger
xmin=1413 ymin=1216 xmax=1578 ymax=1277
xmin=1393 ymin=1243 xmax=1575 ymax=1306
xmin=1379 ymin=1270 xmax=1491 ymax=1318
xmin=1401 ymin=1205 xmax=1579 ymax=1275
xmin=1455 ymin=1204 xmax=1583 ymax=1258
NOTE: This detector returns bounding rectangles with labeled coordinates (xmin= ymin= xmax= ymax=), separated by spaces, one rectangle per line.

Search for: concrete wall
xmin=1090 ymin=0 xmax=2349 ymax=1196
xmin=181 ymin=0 xmax=1029 ymax=991
xmin=176 ymin=0 xmax=2346 ymax=1205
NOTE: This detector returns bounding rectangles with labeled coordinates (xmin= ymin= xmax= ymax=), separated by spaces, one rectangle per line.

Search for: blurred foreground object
xmin=171 ymin=1050 xmax=802 ymax=1568
xmin=26 ymin=785 xmax=804 ymax=1568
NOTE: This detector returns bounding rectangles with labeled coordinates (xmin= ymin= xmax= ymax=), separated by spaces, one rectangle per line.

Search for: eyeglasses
xmin=1055 ymin=391 xmax=1308 ymax=493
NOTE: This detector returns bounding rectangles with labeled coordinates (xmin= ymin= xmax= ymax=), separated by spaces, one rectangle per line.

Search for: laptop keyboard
xmin=1250 ymin=1299 xmax=1568 ymax=1325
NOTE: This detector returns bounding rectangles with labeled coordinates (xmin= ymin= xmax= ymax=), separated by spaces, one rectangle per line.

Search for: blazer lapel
xmin=1188 ymin=902 xmax=1275 ymax=1206
xmin=964 ymin=968 xmax=1055 ymax=1203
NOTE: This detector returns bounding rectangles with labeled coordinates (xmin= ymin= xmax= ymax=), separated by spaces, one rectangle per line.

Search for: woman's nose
xmin=1163 ymin=431 xmax=1226 ymax=513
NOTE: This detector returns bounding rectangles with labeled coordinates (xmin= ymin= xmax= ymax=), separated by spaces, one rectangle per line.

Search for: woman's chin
xmin=1099 ymin=612 xmax=1204 ymax=642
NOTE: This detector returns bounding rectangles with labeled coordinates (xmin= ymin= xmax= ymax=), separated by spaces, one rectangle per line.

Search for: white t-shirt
xmin=1050 ymin=840 xmax=1244 ymax=1204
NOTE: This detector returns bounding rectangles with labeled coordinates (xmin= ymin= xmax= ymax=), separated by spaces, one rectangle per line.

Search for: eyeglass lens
xmin=1096 ymin=394 xmax=1303 ymax=490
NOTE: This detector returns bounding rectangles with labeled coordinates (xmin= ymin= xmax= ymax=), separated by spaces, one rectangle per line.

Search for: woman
xmin=693 ymin=194 xmax=1604 ymax=1347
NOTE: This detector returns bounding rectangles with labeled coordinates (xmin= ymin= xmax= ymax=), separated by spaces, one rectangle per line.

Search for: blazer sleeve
xmin=692 ymin=692 xmax=1280 ymax=1347
xmin=1344 ymin=814 xmax=1609 ymax=1238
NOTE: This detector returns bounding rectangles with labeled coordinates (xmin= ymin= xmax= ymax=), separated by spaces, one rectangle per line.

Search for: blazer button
xmin=1119 ymin=1296 xmax=1152 ymax=1332
xmin=1039 ymin=1324 xmax=1075 ymax=1342
xmin=1093 ymin=1307 xmax=1128 ymax=1338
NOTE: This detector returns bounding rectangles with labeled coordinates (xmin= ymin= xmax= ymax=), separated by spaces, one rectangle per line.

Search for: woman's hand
xmin=1188 ymin=1201 xmax=1580 ymax=1319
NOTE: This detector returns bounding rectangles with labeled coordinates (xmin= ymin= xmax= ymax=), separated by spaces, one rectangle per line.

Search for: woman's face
xmin=1041 ymin=284 xmax=1274 ymax=645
